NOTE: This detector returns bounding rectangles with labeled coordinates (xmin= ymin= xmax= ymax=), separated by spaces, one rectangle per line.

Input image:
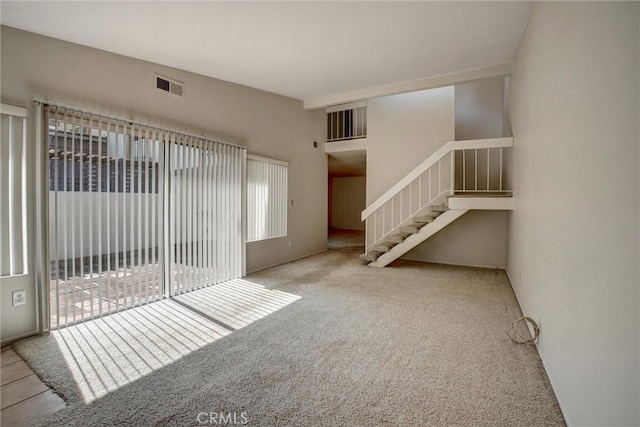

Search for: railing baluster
xmin=450 ymin=150 xmax=455 ymax=194
xmin=391 ymin=197 xmax=394 ymax=230
xmin=500 ymin=147 xmax=503 ymax=191
xmin=418 ymin=174 xmax=422 ymax=210
xmin=475 ymin=148 xmax=478 ymax=191
xmin=373 ymin=212 xmax=376 ymax=248
xmin=330 ymin=113 xmax=334 ymax=140
xmin=354 ymin=108 xmax=358 ymax=138
xmin=409 ymin=182 xmax=412 ymax=216
xmin=463 ymin=150 xmax=466 ymax=191
xmin=428 ymin=168 xmax=432 ymax=204
xmin=365 ymin=217 xmax=368 ymax=249
xmin=438 ymin=159 xmax=441 ymax=196
xmin=487 ymin=148 xmax=490 ymax=191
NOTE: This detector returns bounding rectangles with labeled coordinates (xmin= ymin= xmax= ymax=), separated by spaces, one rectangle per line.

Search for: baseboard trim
xmin=398 ymin=256 xmax=506 ymax=271
xmin=245 ymin=249 xmax=329 ymax=275
xmin=1 ymin=328 xmax=40 ymax=347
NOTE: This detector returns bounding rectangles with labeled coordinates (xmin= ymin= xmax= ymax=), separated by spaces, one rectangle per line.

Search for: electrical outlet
xmin=12 ymin=290 xmax=26 ymax=306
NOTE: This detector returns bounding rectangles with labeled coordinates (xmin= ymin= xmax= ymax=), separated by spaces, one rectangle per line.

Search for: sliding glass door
xmin=42 ymin=102 xmax=245 ymax=328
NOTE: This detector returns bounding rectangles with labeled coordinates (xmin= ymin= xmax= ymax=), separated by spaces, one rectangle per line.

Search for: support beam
xmin=304 ymin=63 xmax=512 ymax=110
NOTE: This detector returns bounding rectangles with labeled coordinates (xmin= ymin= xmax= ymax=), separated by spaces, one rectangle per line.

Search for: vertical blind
xmin=246 ymin=155 xmax=288 ymax=242
xmin=0 ymin=105 xmax=28 ymax=277
xmin=41 ymin=101 xmax=245 ymax=328
xmin=169 ymin=135 xmax=244 ymax=295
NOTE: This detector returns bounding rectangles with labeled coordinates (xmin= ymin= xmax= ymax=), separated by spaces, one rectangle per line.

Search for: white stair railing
xmin=361 ymin=137 xmax=513 ymax=251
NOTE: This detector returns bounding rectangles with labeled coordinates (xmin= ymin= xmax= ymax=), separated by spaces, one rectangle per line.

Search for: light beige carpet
xmin=13 ymin=246 xmax=565 ymax=426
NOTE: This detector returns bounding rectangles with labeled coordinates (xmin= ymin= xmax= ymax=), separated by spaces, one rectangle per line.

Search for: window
xmin=48 ymin=125 xmax=159 ymax=194
xmin=246 ymin=155 xmax=288 ymax=242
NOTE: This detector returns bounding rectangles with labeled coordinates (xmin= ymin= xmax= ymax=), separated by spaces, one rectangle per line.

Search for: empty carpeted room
xmin=0 ymin=2 xmax=638 ymax=426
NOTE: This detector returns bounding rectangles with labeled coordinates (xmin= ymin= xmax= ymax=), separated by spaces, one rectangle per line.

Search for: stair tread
xmin=400 ymin=224 xmax=421 ymax=234
xmin=384 ymin=235 xmax=405 ymax=244
xmin=414 ymin=216 xmax=435 ymax=224
xmin=366 ymin=209 xmax=469 ymax=268
xmin=359 ymin=251 xmax=379 ymax=264
xmin=374 ymin=243 xmax=394 ymax=253
xmin=429 ymin=205 xmax=448 ymax=212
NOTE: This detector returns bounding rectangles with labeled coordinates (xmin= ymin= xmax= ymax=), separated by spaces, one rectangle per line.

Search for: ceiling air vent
xmin=155 ymin=74 xmax=184 ymax=97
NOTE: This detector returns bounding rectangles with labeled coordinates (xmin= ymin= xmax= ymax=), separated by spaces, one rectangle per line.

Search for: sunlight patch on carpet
xmin=51 ymin=279 xmax=300 ymax=403
xmin=173 ymin=278 xmax=302 ymax=330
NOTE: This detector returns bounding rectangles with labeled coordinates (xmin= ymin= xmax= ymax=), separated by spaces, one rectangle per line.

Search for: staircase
xmin=360 ymin=203 xmax=468 ymax=266
xmin=360 ymin=137 xmax=513 ymax=267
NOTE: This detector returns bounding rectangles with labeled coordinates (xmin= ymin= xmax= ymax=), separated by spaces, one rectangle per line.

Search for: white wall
xmin=455 ymin=77 xmax=504 ymax=141
xmin=507 ymin=3 xmax=639 ymax=426
xmin=330 ymin=176 xmax=366 ymax=230
xmin=0 ymin=26 xmax=327 ymax=343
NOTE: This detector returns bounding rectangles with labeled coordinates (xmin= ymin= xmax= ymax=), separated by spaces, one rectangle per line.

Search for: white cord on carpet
xmin=507 ymin=316 xmax=539 ymax=345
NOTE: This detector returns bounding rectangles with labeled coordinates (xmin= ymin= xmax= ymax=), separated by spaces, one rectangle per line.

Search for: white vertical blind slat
xmin=143 ymin=127 xmax=150 ymax=303
xmin=1 ymin=112 xmax=29 ymax=277
xmin=0 ymin=116 xmax=10 ymax=276
xmin=188 ymin=136 xmax=195 ymax=291
xmin=223 ymin=145 xmax=230 ymax=281
xmin=165 ymin=132 xmax=174 ymax=298
xmin=8 ymin=116 xmax=19 ymax=274
xmin=87 ymin=115 xmax=94 ymax=319
xmin=96 ymin=118 xmax=105 ymax=316
xmin=105 ymin=119 xmax=113 ymax=315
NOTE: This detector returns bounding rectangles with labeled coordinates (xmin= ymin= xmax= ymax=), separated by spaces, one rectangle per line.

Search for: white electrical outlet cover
xmin=12 ymin=290 xmax=26 ymax=306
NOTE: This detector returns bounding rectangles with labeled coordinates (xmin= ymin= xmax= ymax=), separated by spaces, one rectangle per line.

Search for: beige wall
xmin=507 ymin=3 xmax=639 ymax=426
xmin=403 ymin=211 xmax=507 ymax=269
xmin=0 ymin=26 xmax=327 ymax=342
xmin=366 ymin=87 xmax=455 ymax=204
xmin=455 ymin=77 xmax=504 ymax=141
xmin=330 ymin=176 xmax=366 ymax=230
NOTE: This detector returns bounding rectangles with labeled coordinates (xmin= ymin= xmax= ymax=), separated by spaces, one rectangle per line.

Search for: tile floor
xmin=0 ymin=346 xmax=65 ymax=426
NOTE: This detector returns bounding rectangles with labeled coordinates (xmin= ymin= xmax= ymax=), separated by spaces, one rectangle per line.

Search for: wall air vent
xmin=155 ymin=74 xmax=184 ymax=97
